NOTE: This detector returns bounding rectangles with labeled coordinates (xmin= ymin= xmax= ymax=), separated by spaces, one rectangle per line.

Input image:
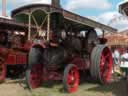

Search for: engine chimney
xmin=52 ymin=0 xmax=61 ymax=8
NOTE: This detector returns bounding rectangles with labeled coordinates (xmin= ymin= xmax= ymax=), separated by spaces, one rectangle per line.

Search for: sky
xmin=0 ymin=0 xmax=128 ymax=31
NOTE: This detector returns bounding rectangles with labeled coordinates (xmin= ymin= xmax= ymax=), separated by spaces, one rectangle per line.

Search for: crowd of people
xmin=112 ymin=47 xmax=128 ymax=80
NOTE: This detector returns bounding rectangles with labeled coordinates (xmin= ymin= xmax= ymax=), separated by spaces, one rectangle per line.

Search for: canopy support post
xmin=102 ymin=30 xmax=105 ymax=38
xmin=47 ymin=13 xmax=50 ymax=41
xmin=28 ymin=14 xmax=31 ymax=40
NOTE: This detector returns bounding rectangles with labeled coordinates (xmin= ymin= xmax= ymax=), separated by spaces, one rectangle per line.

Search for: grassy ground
xmin=0 ymin=78 xmax=127 ymax=96
xmin=31 ymin=80 xmax=128 ymax=96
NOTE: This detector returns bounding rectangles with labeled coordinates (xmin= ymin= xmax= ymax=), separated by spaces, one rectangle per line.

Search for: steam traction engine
xmin=0 ymin=16 xmax=34 ymax=81
xmin=10 ymin=0 xmax=117 ymax=93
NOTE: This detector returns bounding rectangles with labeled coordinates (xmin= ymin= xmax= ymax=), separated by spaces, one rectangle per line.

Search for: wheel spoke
xmin=100 ymin=55 xmax=105 ymax=66
xmin=101 ymin=50 xmax=111 ymax=82
xmin=102 ymin=68 xmax=110 ymax=82
xmin=67 ymin=74 xmax=72 ymax=84
xmin=104 ymin=53 xmax=110 ymax=60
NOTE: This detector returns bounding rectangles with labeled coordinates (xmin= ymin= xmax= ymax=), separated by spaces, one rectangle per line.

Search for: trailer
xmin=0 ymin=16 xmax=30 ymax=81
xmin=9 ymin=0 xmax=118 ymax=93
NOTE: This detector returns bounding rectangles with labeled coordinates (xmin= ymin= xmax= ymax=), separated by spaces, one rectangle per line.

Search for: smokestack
xmin=52 ymin=0 xmax=61 ymax=8
xmin=2 ymin=0 xmax=6 ymax=16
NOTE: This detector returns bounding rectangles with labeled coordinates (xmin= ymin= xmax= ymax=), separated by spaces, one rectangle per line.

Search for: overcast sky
xmin=0 ymin=0 xmax=128 ymax=31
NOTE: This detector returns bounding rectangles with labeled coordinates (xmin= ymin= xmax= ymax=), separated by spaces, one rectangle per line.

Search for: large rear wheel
xmin=91 ymin=45 xmax=112 ymax=84
xmin=63 ymin=64 xmax=79 ymax=93
xmin=26 ymin=47 xmax=43 ymax=89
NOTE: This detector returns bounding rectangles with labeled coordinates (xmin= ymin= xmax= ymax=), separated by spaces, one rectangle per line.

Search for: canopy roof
xmin=11 ymin=4 xmax=117 ymax=32
xmin=105 ymin=32 xmax=128 ymax=46
xmin=0 ymin=17 xmax=27 ymax=31
xmin=0 ymin=17 xmax=36 ymax=31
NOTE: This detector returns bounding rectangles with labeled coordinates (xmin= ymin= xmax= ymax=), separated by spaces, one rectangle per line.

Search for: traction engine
xmin=9 ymin=0 xmax=117 ymax=93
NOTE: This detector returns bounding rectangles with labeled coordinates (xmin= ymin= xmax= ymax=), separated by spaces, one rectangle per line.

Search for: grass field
xmin=0 ymin=78 xmax=127 ymax=96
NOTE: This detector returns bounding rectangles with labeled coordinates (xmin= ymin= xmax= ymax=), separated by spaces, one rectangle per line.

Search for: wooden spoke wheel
xmin=91 ymin=45 xmax=112 ymax=84
xmin=26 ymin=48 xmax=43 ymax=89
xmin=63 ymin=64 xmax=79 ymax=93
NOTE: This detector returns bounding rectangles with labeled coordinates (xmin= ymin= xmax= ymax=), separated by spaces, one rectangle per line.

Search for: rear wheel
xmin=63 ymin=64 xmax=79 ymax=93
xmin=26 ymin=48 xmax=43 ymax=89
xmin=91 ymin=45 xmax=112 ymax=84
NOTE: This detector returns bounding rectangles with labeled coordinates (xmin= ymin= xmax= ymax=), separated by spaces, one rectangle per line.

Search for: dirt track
xmin=0 ymin=79 xmax=128 ymax=96
xmin=0 ymin=79 xmax=31 ymax=96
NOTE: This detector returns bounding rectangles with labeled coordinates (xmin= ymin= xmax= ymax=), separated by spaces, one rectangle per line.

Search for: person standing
xmin=120 ymin=49 xmax=128 ymax=79
xmin=113 ymin=48 xmax=120 ymax=65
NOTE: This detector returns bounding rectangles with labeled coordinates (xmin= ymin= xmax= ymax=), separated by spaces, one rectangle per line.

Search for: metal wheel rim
xmin=64 ymin=64 xmax=79 ymax=93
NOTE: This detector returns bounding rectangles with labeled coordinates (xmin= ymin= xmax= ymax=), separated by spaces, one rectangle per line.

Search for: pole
xmin=28 ymin=14 xmax=31 ymax=40
xmin=102 ymin=30 xmax=105 ymax=38
xmin=47 ymin=13 xmax=50 ymax=41
xmin=2 ymin=0 xmax=6 ymax=16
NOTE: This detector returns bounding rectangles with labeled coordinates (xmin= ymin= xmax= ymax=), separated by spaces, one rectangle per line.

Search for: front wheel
xmin=63 ymin=64 xmax=79 ymax=93
xmin=26 ymin=64 xmax=43 ymax=89
xmin=26 ymin=48 xmax=43 ymax=89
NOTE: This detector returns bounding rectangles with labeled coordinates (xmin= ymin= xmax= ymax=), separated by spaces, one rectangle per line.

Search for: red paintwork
xmin=16 ymin=54 xmax=26 ymax=64
xmin=5 ymin=54 xmax=16 ymax=64
xmin=99 ymin=47 xmax=112 ymax=83
xmin=4 ymin=40 xmax=46 ymax=65
xmin=29 ymin=65 xmax=62 ymax=88
xmin=42 ymin=69 xmax=62 ymax=81
xmin=5 ymin=50 xmax=27 ymax=65
xmin=0 ymin=47 xmax=8 ymax=81
xmin=0 ymin=48 xmax=9 ymax=59
xmin=5 ymin=40 xmax=46 ymax=65
xmin=0 ymin=62 xmax=6 ymax=81
xmin=5 ymin=54 xmax=27 ymax=65
xmin=29 ymin=64 xmax=43 ymax=89
xmin=22 ymin=40 xmax=33 ymax=51
xmin=66 ymin=66 xmax=79 ymax=93
xmin=70 ymin=56 xmax=90 ymax=70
